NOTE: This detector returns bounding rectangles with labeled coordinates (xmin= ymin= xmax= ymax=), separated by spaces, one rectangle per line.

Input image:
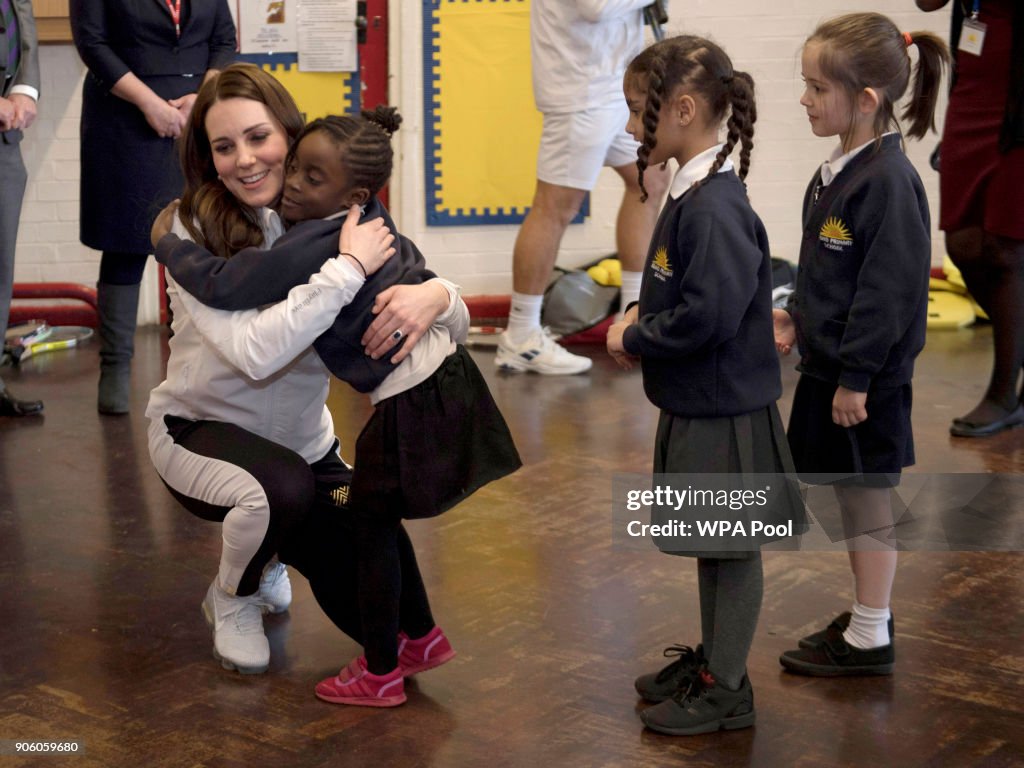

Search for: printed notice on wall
xmin=298 ymin=0 xmax=358 ymax=72
xmin=238 ymin=0 xmax=298 ymax=54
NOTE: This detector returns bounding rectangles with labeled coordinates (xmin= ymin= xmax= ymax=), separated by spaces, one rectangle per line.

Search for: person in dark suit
xmin=0 ymin=0 xmax=43 ymax=417
xmin=70 ymin=0 xmax=236 ymax=414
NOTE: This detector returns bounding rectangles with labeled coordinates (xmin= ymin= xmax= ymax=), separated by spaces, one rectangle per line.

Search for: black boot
xmin=96 ymin=281 xmax=140 ymax=415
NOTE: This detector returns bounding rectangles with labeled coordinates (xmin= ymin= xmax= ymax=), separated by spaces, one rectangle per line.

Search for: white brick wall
xmin=16 ymin=2 xmax=952 ymax=317
xmin=391 ymin=1 xmax=953 ymax=294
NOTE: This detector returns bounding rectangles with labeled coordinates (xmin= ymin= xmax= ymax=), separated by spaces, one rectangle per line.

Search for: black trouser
xmin=158 ymin=417 xmax=433 ymax=643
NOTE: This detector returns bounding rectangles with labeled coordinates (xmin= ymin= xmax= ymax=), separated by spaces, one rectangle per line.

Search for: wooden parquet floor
xmin=0 ymin=324 xmax=1021 ymax=767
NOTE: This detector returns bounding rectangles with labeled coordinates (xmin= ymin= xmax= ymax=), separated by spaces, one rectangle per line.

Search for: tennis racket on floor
xmin=5 ymin=319 xmax=52 ymax=351
xmin=14 ymin=326 xmax=94 ymax=363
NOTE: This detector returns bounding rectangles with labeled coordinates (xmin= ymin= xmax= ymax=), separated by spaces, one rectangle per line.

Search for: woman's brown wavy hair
xmin=177 ymin=63 xmax=304 ymax=259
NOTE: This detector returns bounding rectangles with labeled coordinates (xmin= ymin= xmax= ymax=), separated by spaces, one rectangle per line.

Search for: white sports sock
xmin=618 ymin=270 xmax=643 ymax=318
xmin=506 ymin=292 xmax=544 ymax=344
xmin=843 ymin=601 xmax=891 ymax=649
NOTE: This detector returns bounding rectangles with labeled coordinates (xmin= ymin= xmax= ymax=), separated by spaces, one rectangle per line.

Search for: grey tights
xmin=697 ymin=554 xmax=763 ymax=691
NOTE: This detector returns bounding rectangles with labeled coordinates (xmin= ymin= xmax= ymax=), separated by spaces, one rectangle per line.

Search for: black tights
xmin=276 ymin=454 xmax=435 ymax=651
xmin=354 ymin=499 xmax=436 ymax=675
xmin=946 ymin=228 xmax=1024 ymax=419
xmin=282 ymin=510 xmax=434 ymax=649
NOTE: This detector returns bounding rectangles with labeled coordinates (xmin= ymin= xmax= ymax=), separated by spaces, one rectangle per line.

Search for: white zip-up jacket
xmin=146 ymin=209 xmax=362 ymax=463
xmin=146 ymin=208 xmax=467 ymax=460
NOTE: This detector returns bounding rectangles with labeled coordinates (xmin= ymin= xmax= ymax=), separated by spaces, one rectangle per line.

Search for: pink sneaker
xmin=315 ymin=657 xmax=406 ymax=707
xmin=398 ymin=626 xmax=457 ymax=676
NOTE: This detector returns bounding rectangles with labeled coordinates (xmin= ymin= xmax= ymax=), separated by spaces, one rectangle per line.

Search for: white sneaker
xmin=495 ymin=328 xmax=593 ymax=375
xmin=201 ymin=581 xmax=270 ymax=674
xmin=258 ymin=560 xmax=292 ymax=614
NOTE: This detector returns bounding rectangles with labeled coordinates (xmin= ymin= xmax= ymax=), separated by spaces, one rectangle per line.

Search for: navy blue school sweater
xmin=622 ymin=171 xmax=781 ymax=418
xmin=155 ymin=197 xmax=435 ymax=393
xmin=791 ymin=134 xmax=930 ymax=393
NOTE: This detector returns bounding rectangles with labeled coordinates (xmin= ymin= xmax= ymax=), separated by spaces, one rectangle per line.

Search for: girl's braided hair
xmin=289 ymin=105 xmax=402 ymax=197
xmin=625 ymin=35 xmax=756 ymax=201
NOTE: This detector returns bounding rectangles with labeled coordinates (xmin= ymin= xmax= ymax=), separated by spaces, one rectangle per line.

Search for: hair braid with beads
xmin=626 ymin=35 xmax=756 ymax=200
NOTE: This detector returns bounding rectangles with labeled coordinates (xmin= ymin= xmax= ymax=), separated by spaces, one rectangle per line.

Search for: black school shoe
xmin=641 ymin=668 xmax=755 ymax=736
xmin=634 ymin=644 xmax=705 ymax=703
xmin=780 ymin=623 xmax=894 ymax=676
xmin=798 ymin=611 xmax=895 ymax=649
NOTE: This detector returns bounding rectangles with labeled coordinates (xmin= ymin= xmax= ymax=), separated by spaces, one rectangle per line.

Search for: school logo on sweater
xmin=819 ymin=217 xmax=853 ymax=252
xmin=330 ymin=484 xmax=350 ymax=507
xmin=651 ymin=246 xmax=673 ymax=279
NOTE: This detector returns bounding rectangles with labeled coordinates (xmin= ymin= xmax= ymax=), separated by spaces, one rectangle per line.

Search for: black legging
xmin=161 ymin=416 xmax=315 ymax=596
xmin=160 ymin=417 xmax=434 ymax=642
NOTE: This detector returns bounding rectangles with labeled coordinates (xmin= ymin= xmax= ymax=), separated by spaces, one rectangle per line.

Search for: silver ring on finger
xmin=392 ymin=329 xmax=404 ymax=342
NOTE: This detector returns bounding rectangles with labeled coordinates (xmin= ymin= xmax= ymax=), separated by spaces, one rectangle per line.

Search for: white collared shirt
xmin=820 ymin=132 xmax=898 ymax=186
xmin=669 ymin=144 xmax=735 ymax=199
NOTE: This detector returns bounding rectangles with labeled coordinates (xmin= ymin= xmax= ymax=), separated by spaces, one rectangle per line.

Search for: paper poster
xmin=239 ymin=0 xmax=299 ymax=54
xmin=298 ymin=0 xmax=358 ymax=72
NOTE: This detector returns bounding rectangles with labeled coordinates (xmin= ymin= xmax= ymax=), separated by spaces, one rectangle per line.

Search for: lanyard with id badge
xmin=960 ymin=0 xmax=986 ymax=56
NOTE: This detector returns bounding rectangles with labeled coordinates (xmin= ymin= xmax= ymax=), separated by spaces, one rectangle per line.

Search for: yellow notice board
xmin=238 ymin=55 xmax=356 ymax=121
xmin=424 ymin=0 xmax=542 ymax=225
xmin=265 ymin=66 xmax=355 ymax=121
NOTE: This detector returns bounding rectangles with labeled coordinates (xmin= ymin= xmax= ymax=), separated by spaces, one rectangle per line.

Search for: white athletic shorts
xmin=536 ymin=103 xmax=640 ymax=190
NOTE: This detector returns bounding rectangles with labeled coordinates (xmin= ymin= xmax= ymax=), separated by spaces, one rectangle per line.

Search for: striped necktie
xmin=1 ymin=0 xmax=20 ymax=80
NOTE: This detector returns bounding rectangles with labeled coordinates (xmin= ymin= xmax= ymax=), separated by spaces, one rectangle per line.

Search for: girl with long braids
xmin=607 ymin=35 xmax=795 ymax=736
xmin=157 ymin=107 xmax=521 ymax=707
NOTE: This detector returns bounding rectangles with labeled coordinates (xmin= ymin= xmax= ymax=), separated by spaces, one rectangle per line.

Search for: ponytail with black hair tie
xmin=720 ymin=74 xmax=734 ymax=86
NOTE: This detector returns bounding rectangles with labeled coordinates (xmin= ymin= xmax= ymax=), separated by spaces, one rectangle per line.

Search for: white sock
xmin=843 ymin=601 xmax=891 ymax=649
xmin=506 ymin=292 xmax=544 ymax=343
xmin=618 ymin=270 xmax=643 ymax=318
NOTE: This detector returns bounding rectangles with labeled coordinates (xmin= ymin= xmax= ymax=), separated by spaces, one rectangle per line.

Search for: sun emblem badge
xmin=819 ymin=216 xmax=853 ymax=252
xmin=651 ymin=246 xmax=672 ymax=278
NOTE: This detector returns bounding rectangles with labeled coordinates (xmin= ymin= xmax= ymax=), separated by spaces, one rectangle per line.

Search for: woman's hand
xmin=168 ymin=93 xmax=199 ymax=124
xmin=832 ymin=386 xmax=868 ymax=428
xmin=338 ymin=205 xmax=396 ymax=276
xmin=151 ymin=199 xmax=180 ymax=247
xmin=773 ymin=308 xmax=796 ymax=356
xmin=363 ymin=281 xmax=451 ymax=363
xmin=142 ymin=98 xmax=186 ymax=139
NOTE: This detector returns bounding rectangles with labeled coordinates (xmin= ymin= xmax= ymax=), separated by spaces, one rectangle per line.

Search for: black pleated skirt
xmin=352 ymin=346 xmax=522 ymax=520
